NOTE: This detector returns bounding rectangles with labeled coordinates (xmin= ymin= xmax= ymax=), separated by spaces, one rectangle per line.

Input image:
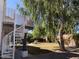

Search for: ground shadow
xmin=15 ymin=46 xmax=79 ymax=59
xmin=28 ymin=46 xmax=53 ymax=55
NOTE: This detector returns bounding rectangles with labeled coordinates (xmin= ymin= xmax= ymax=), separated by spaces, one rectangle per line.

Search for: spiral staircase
xmin=1 ymin=25 xmax=25 ymax=59
xmin=1 ymin=8 xmax=33 ymax=59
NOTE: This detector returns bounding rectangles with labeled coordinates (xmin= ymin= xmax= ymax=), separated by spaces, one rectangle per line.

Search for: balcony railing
xmin=1 ymin=25 xmax=25 ymax=58
xmin=6 ymin=8 xmax=15 ymax=19
xmin=3 ymin=8 xmax=34 ymax=27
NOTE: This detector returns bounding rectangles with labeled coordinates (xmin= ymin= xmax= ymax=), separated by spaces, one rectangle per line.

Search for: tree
xmin=18 ymin=0 xmax=78 ymax=51
xmin=20 ymin=0 xmax=58 ymax=42
xmin=72 ymin=0 xmax=79 ymax=47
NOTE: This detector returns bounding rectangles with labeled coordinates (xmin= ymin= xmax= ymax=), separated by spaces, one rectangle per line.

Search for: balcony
xmin=3 ymin=8 xmax=34 ymax=28
xmin=3 ymin=8 xmax=15 ymax=24
xmin=3 ymin=16 xmax=14 ymax=24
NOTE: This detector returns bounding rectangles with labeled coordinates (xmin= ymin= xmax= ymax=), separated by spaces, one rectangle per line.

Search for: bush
xmin=27 ymin=33 xmax=34 ymax=43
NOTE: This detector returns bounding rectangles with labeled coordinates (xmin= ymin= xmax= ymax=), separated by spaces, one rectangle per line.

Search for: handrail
xmin=3 ymin=25 xmax=24 ymax=40
xmin=1 ymin=25 xmax=25 ymax=57
xmin=6 ymin=8 xmax=15 ymax=19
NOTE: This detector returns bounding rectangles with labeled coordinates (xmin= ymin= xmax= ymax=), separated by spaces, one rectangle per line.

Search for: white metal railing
xmin=6 ymin=8 xmax=15 ymax=19
xmin=4 ymin=8 xmax=33 ymax=27
xmin=1 ymin=7 xmax=32 ymax=58
xmin=1 ymin=31 xmax=14 ymax=58
xmin=1 ymin=25 xmax=25 ymax=58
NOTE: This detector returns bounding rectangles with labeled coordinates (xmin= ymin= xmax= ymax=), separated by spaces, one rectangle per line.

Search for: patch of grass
xmin=27 ymin=43 xmax=60 ymax=52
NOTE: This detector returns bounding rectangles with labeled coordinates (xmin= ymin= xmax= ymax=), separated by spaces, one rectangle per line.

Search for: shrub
xmin=27 ymin=33 xmax=34 ymax=43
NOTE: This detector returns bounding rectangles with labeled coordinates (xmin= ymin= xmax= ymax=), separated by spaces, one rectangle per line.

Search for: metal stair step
xmin=2 ymin=55 xmax=13 ymax=58
xmin=3 ymin=52 xmax=12 ymax=54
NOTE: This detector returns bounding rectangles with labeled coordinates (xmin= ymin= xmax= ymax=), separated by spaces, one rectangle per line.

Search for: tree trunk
xmin=45 ymin=36 xmax=52 ymax=42
xmin=58 ymin=23 xmax=66 ymax=51
xmin=48 ymin=36 xmax=52 ymax=42
xmin=45 ymin=36 xmax=49 ymax=42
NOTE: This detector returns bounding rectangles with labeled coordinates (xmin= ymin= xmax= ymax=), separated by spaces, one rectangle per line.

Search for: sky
xmin=6 ymin=0 xmax=33 ymax=33
xmin=6 ymin=0 xmax=23 ymax=10
xmin=6 ymin=0 xmax=24 ymax=25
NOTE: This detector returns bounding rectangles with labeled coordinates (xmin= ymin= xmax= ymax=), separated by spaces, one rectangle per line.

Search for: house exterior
xmin=0 ymin=0 xmax=5 ymax=50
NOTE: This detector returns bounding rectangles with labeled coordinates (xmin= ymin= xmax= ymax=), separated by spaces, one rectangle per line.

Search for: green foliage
xmin=32 ymin=25 xmax=41 ymax=38
xmin=32 ymin=25 xmax=46 ymax=39
xmin=27 ymin=33 xmax=33 ymax=43
xmin=72 ymin=0 xmax=79 ymax=17
xmin=73 ymin=33 xmax=79 ymax=40
xmin=18 ymin=0 xmax=79 ymax=42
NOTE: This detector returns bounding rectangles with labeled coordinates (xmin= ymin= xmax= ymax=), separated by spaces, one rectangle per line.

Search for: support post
xmin=13 ymin=10 xmax=15 ymax=59
xmin=0 ymin=0 xmax=5 ymax=51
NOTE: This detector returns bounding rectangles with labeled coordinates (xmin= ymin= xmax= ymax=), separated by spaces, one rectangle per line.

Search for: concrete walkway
xmin=23 ymin=52 xmax=79 ymax=59
xmin=14 ymin=47 xmax=79 ymax=59
xmin=1 ymin=50 xmax=79 ymax=59
xmin=14 ymin=50 xmax=79 ymax=59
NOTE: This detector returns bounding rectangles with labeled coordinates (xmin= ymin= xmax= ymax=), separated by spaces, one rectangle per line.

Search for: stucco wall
xmin=2 ymin=24 xmax=14 ymax=37
xmin=0 ymin=0 xmax=5 ymax=50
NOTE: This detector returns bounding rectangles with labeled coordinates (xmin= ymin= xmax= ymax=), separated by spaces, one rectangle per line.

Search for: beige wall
xmin=3 ymin=16 xmax=14 ymax=24
xmin=0 ymin=0 xmax=5 ymax=50
xmin=2 ymin=24 xmax=14 ymax=37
